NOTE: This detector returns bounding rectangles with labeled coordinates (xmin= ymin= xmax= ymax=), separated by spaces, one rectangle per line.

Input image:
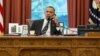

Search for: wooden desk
xmin=86 ymin=32 xmax=100 ymax=36
xmin=0 ymin=36 xmax=100 ymax=56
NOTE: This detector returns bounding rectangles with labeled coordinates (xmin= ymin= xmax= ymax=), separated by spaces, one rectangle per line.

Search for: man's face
xmin=45 ymin=8 xmax=55 ymax=19
xmin=95 ymin=0 xmax=100 ymax=4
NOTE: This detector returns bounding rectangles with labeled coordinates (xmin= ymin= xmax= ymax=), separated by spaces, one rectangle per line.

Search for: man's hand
xmin=52 ymin=15 xmax=59 ymax=27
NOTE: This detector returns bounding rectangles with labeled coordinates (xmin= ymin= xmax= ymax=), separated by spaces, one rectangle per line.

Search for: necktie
xmin=41 ymin=21 xmax=49 ymax=35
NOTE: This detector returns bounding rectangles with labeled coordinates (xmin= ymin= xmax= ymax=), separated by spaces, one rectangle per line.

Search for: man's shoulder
xmin=33 ymin=19 xmax=44 ymax=24
xmin=34 ymin=19 xmax=44 ymax=22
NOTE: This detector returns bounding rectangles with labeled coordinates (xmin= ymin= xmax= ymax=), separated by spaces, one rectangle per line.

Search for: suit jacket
xmin=30 ymin=19 xmax=61 ymax=35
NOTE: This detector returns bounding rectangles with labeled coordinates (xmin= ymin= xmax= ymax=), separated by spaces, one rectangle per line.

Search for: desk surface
xmin=0 ymin=36 xmax=99 ymax=56
xmin=0 ymin=35 xmax=100 ymax=39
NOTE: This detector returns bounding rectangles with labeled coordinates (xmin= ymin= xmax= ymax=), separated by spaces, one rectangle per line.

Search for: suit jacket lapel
xmin=39 ymin=19 xmax=44 ymax=32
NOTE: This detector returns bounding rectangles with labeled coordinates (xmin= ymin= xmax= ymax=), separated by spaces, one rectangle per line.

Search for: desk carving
xmin=0 ymin=36 xmax=99 ymax=56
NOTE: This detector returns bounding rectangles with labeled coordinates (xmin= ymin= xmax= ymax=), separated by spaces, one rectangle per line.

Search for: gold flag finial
xmin=95 ymin=0 xmax=100 ymax=11
xmin=97 ymin=4 xmax=100 ymax=12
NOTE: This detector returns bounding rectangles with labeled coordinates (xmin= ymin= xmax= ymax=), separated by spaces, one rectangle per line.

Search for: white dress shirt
xmin=42 ymin=19 xmax=51 ymax=36
xmin=42 ymin=18 xmax=60 ymax=36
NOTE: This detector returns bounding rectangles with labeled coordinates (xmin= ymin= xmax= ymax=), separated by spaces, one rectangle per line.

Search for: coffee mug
xmin=30 ymin=30 xmax=35 ymax=35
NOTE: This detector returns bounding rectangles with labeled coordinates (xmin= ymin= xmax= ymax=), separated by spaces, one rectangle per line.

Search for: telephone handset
xmin=48 ymin=14 xmax=56 ymax=21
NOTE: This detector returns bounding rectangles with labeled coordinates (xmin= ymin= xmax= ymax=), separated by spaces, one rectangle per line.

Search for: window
xmin=31 ymin=0 xmax=68 ymax=28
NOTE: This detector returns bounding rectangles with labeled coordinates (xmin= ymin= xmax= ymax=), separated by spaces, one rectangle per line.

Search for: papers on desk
xmin=67 ymin=28 xmax=78 ymax=35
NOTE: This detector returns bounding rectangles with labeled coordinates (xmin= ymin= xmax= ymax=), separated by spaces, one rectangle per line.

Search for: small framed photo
xmin=59 ymin=22 xmax=64 ymax=33
xmin=17 ymin=25 xmax=22 ymax=34
xmin=59 ymin=22 xmax=64 ymax=27
xmin=21 ymin=25 xmax=28 ymax=35
xmin=9 ymin=23 xmax=19 ymax=34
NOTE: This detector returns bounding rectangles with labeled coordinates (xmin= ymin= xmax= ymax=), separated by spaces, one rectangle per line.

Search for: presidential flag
xmin=89 ymin=0 xmax=100 ymax=24
xmin=0 ymin=0 xmax=4 ymax=35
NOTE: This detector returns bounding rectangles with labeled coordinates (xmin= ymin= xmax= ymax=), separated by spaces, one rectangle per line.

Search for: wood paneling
xmin=0 ymin=36 xmax=99 ymax=56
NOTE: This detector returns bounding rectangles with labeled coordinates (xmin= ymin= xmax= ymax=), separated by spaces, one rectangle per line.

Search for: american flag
xmin=0 ymin=0 xmax=4 ymax=35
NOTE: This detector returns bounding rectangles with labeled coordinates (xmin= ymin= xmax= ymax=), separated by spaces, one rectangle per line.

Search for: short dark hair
xmin=46 ymin=6 xmax=55 ymax=12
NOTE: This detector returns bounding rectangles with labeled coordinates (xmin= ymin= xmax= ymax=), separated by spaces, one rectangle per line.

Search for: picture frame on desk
xmin=59 ymin=22 xmax=64 ymax=34
xmin=17 ymin=25 xmax=22 ymax=34
xmin=21 ymin=25 xmax=28 ymax=35
xmin=9 ymin=23 xmax=19 ymax=35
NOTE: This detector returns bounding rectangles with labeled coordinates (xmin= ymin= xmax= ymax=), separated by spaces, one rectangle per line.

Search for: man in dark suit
xmin=30 ymin=6 xmax=61 ymax=36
